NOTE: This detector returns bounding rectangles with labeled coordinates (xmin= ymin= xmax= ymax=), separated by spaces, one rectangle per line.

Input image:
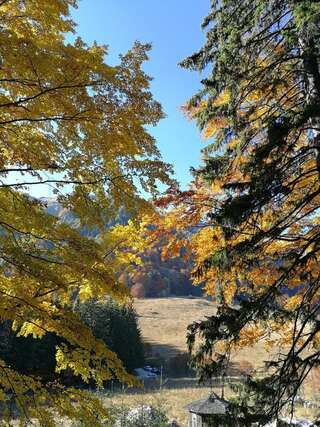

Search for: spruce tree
xmin=178 ymin=0 xmax=320 ymax=422
xmin=77 ymin=299 xmax=144 ymax=374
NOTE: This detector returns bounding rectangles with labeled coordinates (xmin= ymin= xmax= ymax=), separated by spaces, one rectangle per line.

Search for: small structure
xmin=186 ymin=393 xmax=235 ymax=427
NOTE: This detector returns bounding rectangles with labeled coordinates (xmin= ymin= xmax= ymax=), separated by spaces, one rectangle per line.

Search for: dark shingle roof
xmin=186 ymin=393 xmax=230 ymax=415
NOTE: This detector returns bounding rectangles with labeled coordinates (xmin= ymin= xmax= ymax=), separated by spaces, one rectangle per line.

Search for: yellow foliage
xmin=0 ymin=0 xmax=172 ymax=424
xmin=18 ymin=320 xmax=47 ymax=339
xmin=222 ymin=281 xmax=237 ymax=306
xmin=238 ymin=325 xmax=265 ymax=347
xmin=203 ymin=117 xmax=228 ymax=139
xmin=213 ymin=90 xmax=231 ymax=107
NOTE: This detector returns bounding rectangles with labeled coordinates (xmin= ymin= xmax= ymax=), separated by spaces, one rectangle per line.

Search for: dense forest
xmin=0 ymin=299 xmax=144 ymax=381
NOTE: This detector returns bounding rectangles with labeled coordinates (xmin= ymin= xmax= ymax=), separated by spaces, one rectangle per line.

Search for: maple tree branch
xmin=0 ymin=165 xmax=61 ymax=174
xmin=0 ymin=365 xmax=30 ymax=422
xmin=0 ymin=177 xmax=106 ymax=188
xmin=0 ymin=110 xmax=94 ymax=126
xmin=103 ymin=239 xmax=128 ymax=259
xmin=0 ymin=81 xmax=105 ymax=109
xmin=0 ymin=220 xmax=58 ymax=243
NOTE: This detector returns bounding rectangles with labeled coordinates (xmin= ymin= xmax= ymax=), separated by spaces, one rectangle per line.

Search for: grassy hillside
xmin=134 ymin=297 xmax=214 ymax=359
xmin=75 ymin=297 xmax=320 ymax=427
xmin=102 ymin=298 xmax=319 ymax=425
xmin=134 ymin=297 xmax=270 ymax=373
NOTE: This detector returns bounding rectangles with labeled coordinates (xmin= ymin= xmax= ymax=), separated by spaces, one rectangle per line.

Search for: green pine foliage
xmin=0 ymin=322 xmax=59 ymax=381
xmin=77 ymin=299 xmax=145 ymax=374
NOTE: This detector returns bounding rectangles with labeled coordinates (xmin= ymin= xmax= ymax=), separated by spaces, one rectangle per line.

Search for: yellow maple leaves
xmin=0 ymin=0 xmax=172 ymax=424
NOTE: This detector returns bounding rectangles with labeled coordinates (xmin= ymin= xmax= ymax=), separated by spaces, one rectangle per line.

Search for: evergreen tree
xmin=0 ymin=299 xmax=144 ymax=382
xmin=77 ymin=299 xmax=144 ymax=373
xmin=160 ymin=0 xmax=320 ymax=422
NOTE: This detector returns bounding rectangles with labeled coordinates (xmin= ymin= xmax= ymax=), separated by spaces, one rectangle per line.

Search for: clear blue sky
xmin=72 ymin=0 xmax=209 ymax=189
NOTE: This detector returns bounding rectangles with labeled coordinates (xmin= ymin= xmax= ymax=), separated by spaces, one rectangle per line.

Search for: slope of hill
xmin=43 ymin=199 xmax=199 ymax=298
xmin=134 ymin=297 xmax=214 ymax=359
xmin=134 ymin=297 xmax=273 ymax=375
xmin=120 ymin=247 xmax=202 ymax=298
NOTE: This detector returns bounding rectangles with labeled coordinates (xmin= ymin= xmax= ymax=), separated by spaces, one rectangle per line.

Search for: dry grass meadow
xmin=101 ymin=297 xmax=320 ymax=425
xmin=102 ymin=298 xmax=225 ymax=425
xmin=134 ymin=297 xmax=214 ymax=358
xmin=103 ymin=385 xmax=217 ymax=426
xmin=11 ymin=297 xmax=319 ymax=426
xmin=133 ymin=297 xmax=271 ymax=370
xmin=100 ymin=297 xmax=269 ymax=425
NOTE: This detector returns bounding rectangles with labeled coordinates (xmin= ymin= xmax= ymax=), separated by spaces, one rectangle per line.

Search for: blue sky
xmin=72 ymin=0 xmax=210 ymax=190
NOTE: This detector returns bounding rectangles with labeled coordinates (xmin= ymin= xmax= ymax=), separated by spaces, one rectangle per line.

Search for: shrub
xmin=168 ymin=353 xmax=194 ymax=377
xmin=112 ymin=405 xmax=170 ymax=427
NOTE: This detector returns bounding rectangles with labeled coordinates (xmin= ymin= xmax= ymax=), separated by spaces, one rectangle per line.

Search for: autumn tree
xmin=0 ymin=0 xmax=171 ymax=425
xmin=150 ymin=0 xmax=320 ymax=423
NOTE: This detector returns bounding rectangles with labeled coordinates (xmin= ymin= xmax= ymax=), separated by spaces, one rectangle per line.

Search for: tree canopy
xmin=149 ymin=0 xmax=320 ymax=422
xmin=0 ymin=299 xmax=144 ymax=384
xmin=0 ymin=0 xmax=171 ymax=424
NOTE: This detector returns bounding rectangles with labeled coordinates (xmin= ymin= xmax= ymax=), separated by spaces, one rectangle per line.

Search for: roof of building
xmin=186 ymin=393 xmax=230 ymax=416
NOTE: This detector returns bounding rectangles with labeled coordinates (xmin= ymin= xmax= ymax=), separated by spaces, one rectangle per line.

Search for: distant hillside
xmin=134 ymin=297 xmax=214 ymax=359
xmin=119 ymin=245 xmax=202 ymax=298
xmin=134 ymin=297 xmax=269 ymax=375
xmin=44 ymin=199 xmax=201 ymax=298
xmin=43 ymin=198 xmax=130 ymax=238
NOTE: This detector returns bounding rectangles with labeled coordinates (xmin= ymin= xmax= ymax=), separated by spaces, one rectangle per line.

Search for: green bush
xmin=108 ymin=404 xmax=170 ymax=427
xmin=168 ymin=352 xmax=194 ymax=377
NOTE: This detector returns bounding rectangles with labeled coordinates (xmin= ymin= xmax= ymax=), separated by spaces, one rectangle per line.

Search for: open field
xmin=103 ymin=385 xmax=320 ymax=426
xmin=11 ymin=298 xmax=320 ymax=426
xmin=30 ymin=298 xmax=315 ymax=426
xmin=134 ymin=297 xmax=272 ymax=371
xmin=127 ymin=298 xmax=319 ymax=423
xmin=103 ymin=385 xmax=219 ymax=426
xmin=134 ymin=297 xmax=214 ymax=358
